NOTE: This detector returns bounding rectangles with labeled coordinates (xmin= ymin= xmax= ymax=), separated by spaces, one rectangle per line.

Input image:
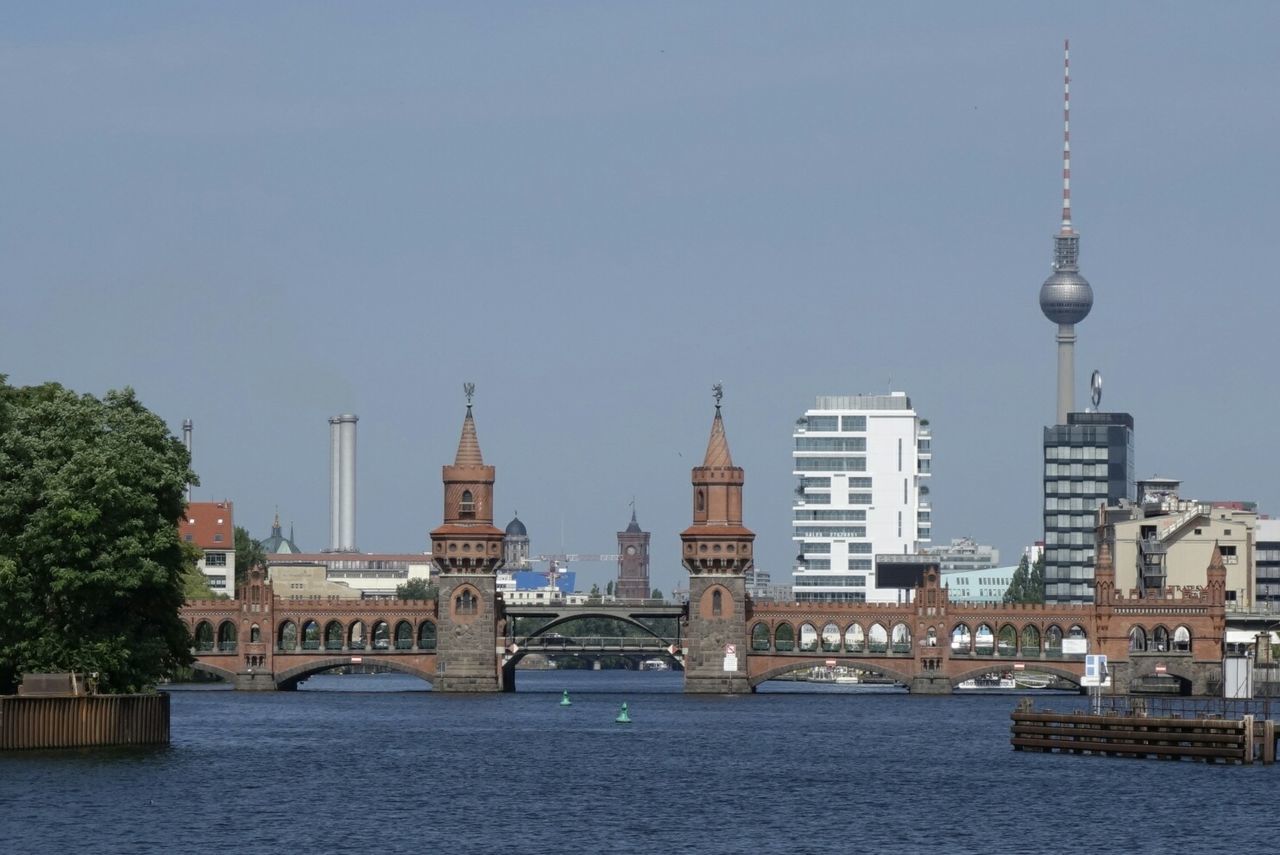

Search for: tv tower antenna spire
xmin=1061 ymin=38 xmax=1073 ymax=234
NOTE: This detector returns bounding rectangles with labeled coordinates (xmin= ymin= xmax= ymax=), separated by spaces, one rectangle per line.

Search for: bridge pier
xmin=909 ymin=675 xmax=952 ymax=695
xmin=234 ymin=672 xmax=278 ymax=691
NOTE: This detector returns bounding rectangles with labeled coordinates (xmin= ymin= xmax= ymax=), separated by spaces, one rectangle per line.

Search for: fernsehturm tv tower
xmin=1039 ymin=39 xmax=1093 ymax=425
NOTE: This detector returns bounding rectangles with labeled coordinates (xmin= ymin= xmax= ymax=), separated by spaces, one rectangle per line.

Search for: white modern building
xmin=924 ymin=537 xmax=999 ymax=573
xmin=791 ymin=393 xmax=931 ymax=603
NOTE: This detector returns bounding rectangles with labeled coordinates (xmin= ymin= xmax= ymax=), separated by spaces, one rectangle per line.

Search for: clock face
xmin=625 ymin=545 xmax=637 ymax=556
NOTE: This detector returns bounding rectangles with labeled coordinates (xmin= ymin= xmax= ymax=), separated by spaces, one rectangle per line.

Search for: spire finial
xmin=273 ymin=506 xmax=280 ymax=529
xmin=712 ymin=382 xmax=724 ymax=411
xmin=463 ymin=382 xmax=475 ymax=409
xmin=1061 ymin=37 xmax=1073 ymax=234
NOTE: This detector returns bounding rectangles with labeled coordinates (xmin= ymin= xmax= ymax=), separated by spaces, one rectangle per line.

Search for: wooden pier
xmin=1011 ymin=698 xmax=1277 ymax=765
xmin=1 ymin=674 xmax=170 ymax=750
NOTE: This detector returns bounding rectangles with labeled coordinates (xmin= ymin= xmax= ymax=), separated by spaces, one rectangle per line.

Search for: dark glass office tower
xmin=1042 ymin=412 xmax=1135 ymax=603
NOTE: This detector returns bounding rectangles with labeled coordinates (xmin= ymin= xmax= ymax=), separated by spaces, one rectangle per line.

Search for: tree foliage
xmin=1003 ymin=554 xmax=1046 ymax=605
xmin=396 ymin=577 xmax=437 ymax=601
xmin=0 ymin=380 xmax=196 ymax=694
xmin=234 ymin=525 xmax=265 ymax=589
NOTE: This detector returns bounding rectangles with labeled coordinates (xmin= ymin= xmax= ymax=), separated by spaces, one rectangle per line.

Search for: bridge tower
xmin=680 ymin=392 xmax=754 ymax=693
xmin=429 ymin=391 xmax=506 ymax=692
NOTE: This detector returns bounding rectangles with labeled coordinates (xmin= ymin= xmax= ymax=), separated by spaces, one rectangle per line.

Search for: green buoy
xmin=615 ymin=702 xmax=631 ymax=724
xmin=560 ymin=690 xmax=572 ymax=707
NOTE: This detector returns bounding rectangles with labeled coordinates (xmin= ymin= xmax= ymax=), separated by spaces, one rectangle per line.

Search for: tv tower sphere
xmin=1039 ymin=269 xmax=1093 ymax=325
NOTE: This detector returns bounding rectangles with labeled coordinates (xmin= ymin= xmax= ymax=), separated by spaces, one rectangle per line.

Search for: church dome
xmin=505 ymin=515 xmax=527 ymax=537
xmin=260 ymin=513 xmax=302 ymax=554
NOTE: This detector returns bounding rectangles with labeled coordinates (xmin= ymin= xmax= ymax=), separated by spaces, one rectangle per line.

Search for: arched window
xmin=821 ymin=623 xmax=841 ymax=652
xmin=696 ymin=490 xmax=705 ymax=512
xmin=751 ymin=622 xmax=771 ymax=651
xmin=925 ymin=627 xmax=938 ymax=647
xmin=799 ymin=623 xmax=819 ymax=652
xmin=1129 ymin=625 xmax=1148 ymax=652
xmin=1152 ymin=625 xmax=1170 ymax=653
xmin=217 ymin=621 xmax=238 ymax=652
xmin=395 ymin=620 xmax=413 ymax=650
xmin=844 ymin=623 xmax=865 ymax=653
xmin=1068 ymin=624 xmax=1086 ymax=640
xmin=459 ymin=489 xmax=475 ymax=518
xmin=951 ymin=624 xmax=972 ymax=654
xmin=996 ymin=625 xmax=1017 ymax=657
xmin=456 ymin=589 xmax=477 ymax=616
xmin=278 ymin=621 xmax=297 ymax=651
xmin=371 ymin=620 xmax=390 ymax=650
xmin=1173 ymin=625 xmax=1192 ymax=653
xmin=418 ymin=620 xmax=437 ymax=650
xmin=868 ymin=624 xmax=888 ymax=653
xmin=712 ymin=589 xmax=723 ymax=616
xmin=891 ymin=623 xmax=911 ymax=653
xmin=974 ymin=624 xmax=994 ymax=655
xmin=1045 ymin=625 xmax=1064 ymax=657
xmin=302 ymin=620 xmax=320 ymax=650
xmin=324 ymin=620 xmax=344 ymax=651
xmin=349 ymin=620 xmax=367 ymax=650
xmin=1021 ymin=625 xmax=1041 ymax=656
xmin=194 ymin=621 xmax=214 ymax=652
xmin=775 ymin=622 xmax=795 ymax=652
xmin=249 ymin=624 xmax=261 ymax=644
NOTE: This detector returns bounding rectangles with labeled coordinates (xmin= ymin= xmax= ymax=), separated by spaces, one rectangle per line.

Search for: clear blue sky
xmin=4 ymin=3 xmax=1279 ymax=595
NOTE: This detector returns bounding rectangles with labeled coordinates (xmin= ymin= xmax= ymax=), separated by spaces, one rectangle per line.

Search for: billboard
xmin=875 ymin=557 xmax=938 ymax=589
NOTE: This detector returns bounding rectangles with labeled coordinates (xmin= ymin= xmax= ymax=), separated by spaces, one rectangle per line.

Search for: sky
xmin=4 ymin=3 xmax=1280 ymax=596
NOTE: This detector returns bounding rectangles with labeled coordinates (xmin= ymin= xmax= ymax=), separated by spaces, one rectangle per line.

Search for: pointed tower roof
xmin=626 ymin=506 xmax=642 ymax=534
xmin=1208 ymin=542 xmax=1226 ymax=573
xmin=703 ymin=406 xmax=734 ymax=468
xmin=455 ymin=405 xmax=484 ymax=467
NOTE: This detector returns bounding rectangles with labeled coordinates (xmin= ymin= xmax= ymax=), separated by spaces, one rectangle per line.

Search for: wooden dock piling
xmin=0 ymin=694 xmax=170 ymax=750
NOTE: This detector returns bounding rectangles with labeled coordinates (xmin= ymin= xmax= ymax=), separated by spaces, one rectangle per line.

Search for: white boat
xmin=957 ymin=675 xmax=1016 ymax=690
xmin=834 ymin=675 xmax=859 ymax=685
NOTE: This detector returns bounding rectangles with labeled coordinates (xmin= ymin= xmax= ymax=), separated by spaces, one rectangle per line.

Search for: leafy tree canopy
xmin=396 ymin=577 xmax=437 ymax=600
xmin=0 ymin=379 xmax=196 ymax=694
xmin=234 ymin=525 xmax=265 ymax=589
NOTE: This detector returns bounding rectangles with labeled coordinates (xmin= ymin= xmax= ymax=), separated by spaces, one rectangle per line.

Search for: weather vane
xmin=463 ymin=382 xmax=475 ymax=406
xmin=712 ymin=382 xmax=723 ymax=408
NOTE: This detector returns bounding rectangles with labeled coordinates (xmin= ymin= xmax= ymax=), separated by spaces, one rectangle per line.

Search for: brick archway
xmin=190 ymin=661 xmax=238 ymax=683
xmin=949 ymin=662 xmax=1083 ymax=690
xmin=273 ymin=657 xmax=437 ymax=690
xmin=747 ymin=657 xmax=914 ymax=689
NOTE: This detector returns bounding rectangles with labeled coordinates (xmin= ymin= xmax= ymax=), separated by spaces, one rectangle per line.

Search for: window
xmin=460 ymin=489 xmax=475 ymax=518
xmin=213 ymin=533 xmax=224 ymax=543
xmin=847 ymin=543 xmax=873 ymax=554
xmin=800 ymin=542 xmax=831 ymax=554
xmin=800 ymin=559 xmax=831 ymax=570
xmin=841 ymin=416 xmax=866 ymax=431
xmin=794 ymin=457 xmax=866 ymax=472
xmin=712 ymin=590 xmax=722 ymax=616
xmin=848 ymin=493 xmax=873 ymax=504
xmin=184 ymin=534 xmax=193 ymax=542
xmin=1220 ymin=545 xmax=1238 ymax=564
xmin=798 ymin=493 xmax=831 ymax=505
xmin=804 ymin=416 xmax=839 ymax=431
xmin=795 ymin=437 xmax=866 ymax=452
xmin=204 ymin=552 xmax=227 ymax=567
xmin=800 ymin=477 xmax=831 ymax=489
xmin=848 ymin=478 xmax=872 ymax=489
xmin=793 ymin=510 xmax=866 ymax=522
xmin=697 ymin=490 xmax=705 ymax=511
xmin=456 ymin=589 xmax=478 ymax=615
xmin=897 ymin=439 xmax=903 ymax=471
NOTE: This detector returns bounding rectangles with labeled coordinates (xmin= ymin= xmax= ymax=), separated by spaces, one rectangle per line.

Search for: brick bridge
xmin=181 ymin=398 xmax=1227 ymax=694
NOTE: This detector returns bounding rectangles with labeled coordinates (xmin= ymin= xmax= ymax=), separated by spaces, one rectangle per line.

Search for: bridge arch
xmin=748 ymin=657 xmax=913 ymax=689
xmin=518 ymin=612 xmax=678 ymax=642
xmin=273 ymin=657 xmax=435 ymax=691
xmin=190 ymin=660 xmax=238 ymax=683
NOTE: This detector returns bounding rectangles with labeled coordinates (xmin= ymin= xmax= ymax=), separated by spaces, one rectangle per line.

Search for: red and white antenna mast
xmin=1060 ymin=38 xmax=1073 ymax=234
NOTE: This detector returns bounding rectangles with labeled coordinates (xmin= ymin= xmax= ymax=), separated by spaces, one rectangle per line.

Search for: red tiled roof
xmin=180 ymin=501 xmax=234 ymax=550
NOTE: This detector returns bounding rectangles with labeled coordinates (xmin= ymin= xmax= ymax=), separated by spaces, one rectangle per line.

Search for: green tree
xmin=396 ymin=577 xmax=437 ymax=600
xmin=651 ymin=588 xmax=663 ymax=601
xmin=0 ymin=380 xmax=197 ymax=694
xmin=181 ymin=541 xmax=220 ymax=601
xmin=606 ymin=580 xmax=614 ymax=597
xmin=234 ymin=525 xmax=265 ymax=589
xmin=1028 ymin=553 xmax=1046 ymax=604
xmin=1004 ymin=555 xmax=1030 ymax=604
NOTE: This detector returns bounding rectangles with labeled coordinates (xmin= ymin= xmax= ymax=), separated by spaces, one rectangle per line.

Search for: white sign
xmin=1063 ymin=638 xmax=1088 ymax=655
xmin=350 ymin=657 xmax=362 ymax=663
xmin=1083 ymin=654 xmax=1111 ymax=687
xmin=723 ymin=653 xmax=738 ymax=672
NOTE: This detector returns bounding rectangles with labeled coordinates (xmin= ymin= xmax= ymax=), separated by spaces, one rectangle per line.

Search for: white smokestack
xmin=329 ymin=416 xmax=341 ymax=551
xmin=338 ymin=414 xmax=358 ymax=552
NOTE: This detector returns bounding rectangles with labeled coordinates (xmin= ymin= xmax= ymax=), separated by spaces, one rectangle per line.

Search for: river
xmin=1 ymin=671 xmax=1269 ymax=854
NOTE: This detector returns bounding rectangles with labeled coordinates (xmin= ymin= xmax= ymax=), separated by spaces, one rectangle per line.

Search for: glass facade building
xmin=1042 ymin=411 xmax=1135 ymax=603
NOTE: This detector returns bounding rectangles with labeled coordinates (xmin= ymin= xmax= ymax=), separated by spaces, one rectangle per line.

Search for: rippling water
xmin=2 ymin=672 xmax=1269 ymax=854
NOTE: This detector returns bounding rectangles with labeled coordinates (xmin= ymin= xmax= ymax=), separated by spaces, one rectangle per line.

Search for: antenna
xmin=1061 ymin=38 xmax=1072 ymax=234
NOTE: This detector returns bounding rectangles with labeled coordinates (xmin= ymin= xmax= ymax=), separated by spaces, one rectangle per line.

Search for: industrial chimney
xmin=182 ymin=418 xmax=193 ymax=503
xmin=328 ymin=414 xmax=359 ymax=552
